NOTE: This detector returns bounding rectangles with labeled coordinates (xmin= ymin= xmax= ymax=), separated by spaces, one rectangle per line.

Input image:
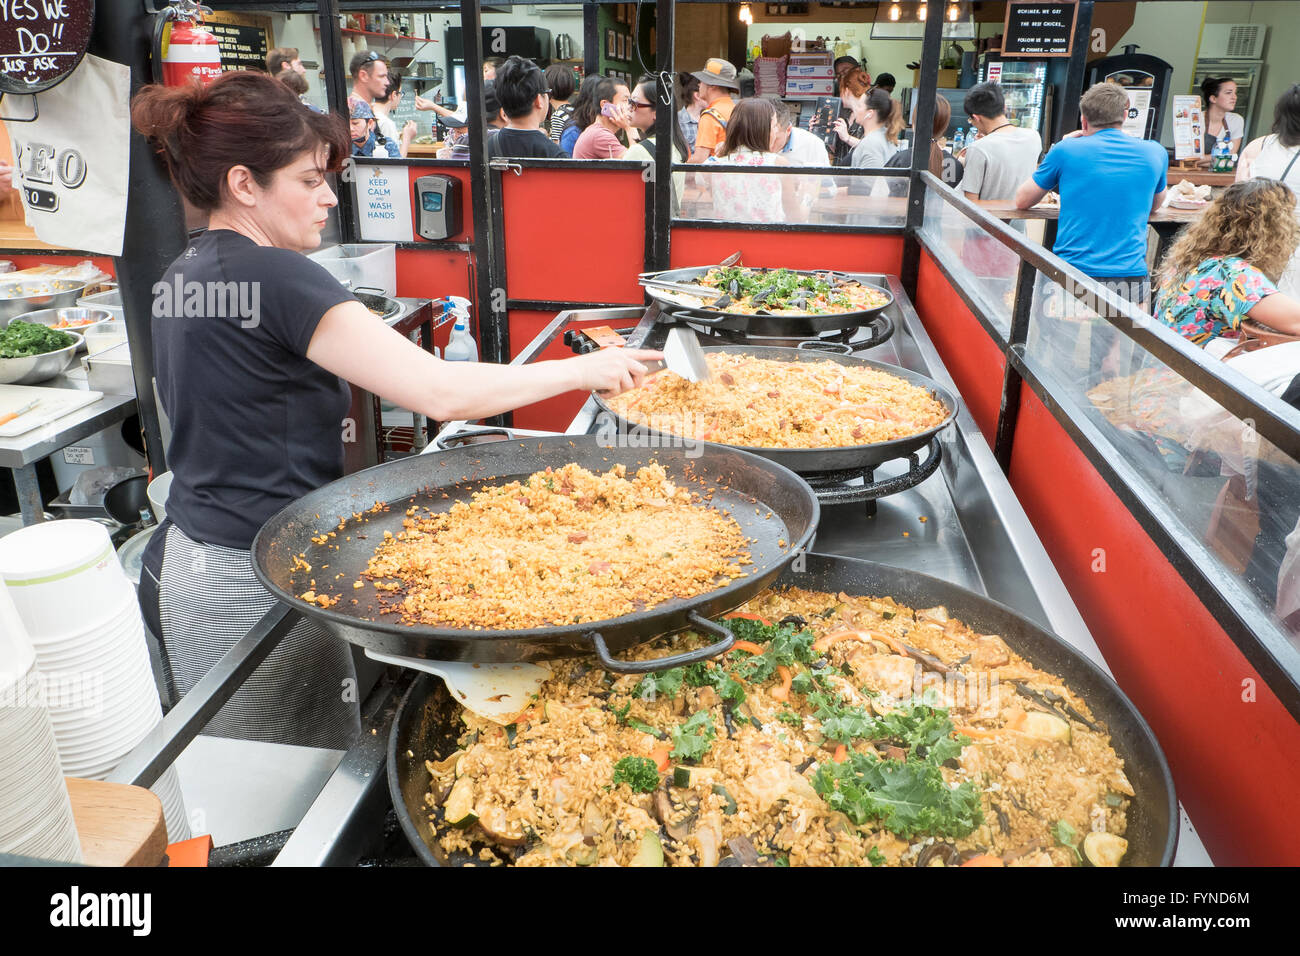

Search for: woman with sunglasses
xmin=623 ymin=75 xmax=689 ymax=212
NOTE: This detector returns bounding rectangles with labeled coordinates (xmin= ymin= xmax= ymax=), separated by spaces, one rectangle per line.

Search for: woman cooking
xmin=130 ymin=72 xmax=659 ymax=749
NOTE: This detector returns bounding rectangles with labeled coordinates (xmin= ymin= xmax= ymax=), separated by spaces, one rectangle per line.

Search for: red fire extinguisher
xmin=152 ymin=2 xmax=224 ymax=87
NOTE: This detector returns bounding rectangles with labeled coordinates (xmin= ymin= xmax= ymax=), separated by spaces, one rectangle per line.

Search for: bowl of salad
xmin=0 ymin=320 xmax=84 ymax=385
xmin=12 ymin=308 xmax=114 ymax=347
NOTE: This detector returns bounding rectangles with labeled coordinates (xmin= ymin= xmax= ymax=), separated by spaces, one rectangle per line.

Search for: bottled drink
xmin=951 ymin=127 xmax=966 ymax=151
xmin=1211 ymin=134 xmax=1229 ymax=173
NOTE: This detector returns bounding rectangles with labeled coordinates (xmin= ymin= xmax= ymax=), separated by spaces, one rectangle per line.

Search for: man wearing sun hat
xmin=688 ymin=58 xmax=740 ymax=163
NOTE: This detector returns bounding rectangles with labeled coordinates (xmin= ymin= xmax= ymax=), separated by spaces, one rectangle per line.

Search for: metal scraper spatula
xmin=364 ymin=649 xmax=551 ymax=724
xmin=642 ymin=327 xmax=711 ymax=383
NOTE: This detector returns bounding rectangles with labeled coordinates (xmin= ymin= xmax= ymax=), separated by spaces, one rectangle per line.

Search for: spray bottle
xmin=443 ymin=296 xmax=478 ymax=362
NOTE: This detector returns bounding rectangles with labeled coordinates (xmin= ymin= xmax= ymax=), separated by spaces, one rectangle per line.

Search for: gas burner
xmin=659 ymin=308 xmax=894 ymax=353
xmin=799 ymin=438 xmax=943 ymax=515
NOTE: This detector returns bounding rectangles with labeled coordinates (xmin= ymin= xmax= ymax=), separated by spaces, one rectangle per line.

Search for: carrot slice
xmin=832 ymin=744 xmax=848 ymax=763
xmin=952 ymin=725 xmax=1003 ymax=740
xmin=651 ymin=742 xmax=672 ymax=771
xmin=959 ymin=855 xmax=1005 ymax=867
xmin=729 ymin=640 xmax=767 ymax=657
xmin=771 ymin=665 xmax=792 ymax=701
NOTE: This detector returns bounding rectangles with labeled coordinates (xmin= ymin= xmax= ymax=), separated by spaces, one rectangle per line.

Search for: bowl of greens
xmin=0 ymin=320 xmax=83 ymax=385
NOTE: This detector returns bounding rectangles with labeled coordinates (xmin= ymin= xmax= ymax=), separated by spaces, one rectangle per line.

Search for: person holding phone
xmin=572 ymin=76 xmax=635 ymax=159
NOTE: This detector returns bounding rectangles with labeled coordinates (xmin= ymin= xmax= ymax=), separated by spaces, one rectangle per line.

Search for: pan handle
xmin=434 ymin=427 xmax=515 ymax=451
xmin=586 ymin=611 xmax=735 ymax=674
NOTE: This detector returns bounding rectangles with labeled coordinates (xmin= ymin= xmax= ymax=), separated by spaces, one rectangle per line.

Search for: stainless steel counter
xmin=0 ymin=366 xmax=137 ymax=525
xmin=271 ymin=280 xmax=1212 ymax=864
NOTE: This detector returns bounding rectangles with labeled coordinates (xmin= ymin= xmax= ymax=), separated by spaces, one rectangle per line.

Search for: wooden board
xmin=66 ymin=778 xmax=167 ymax=868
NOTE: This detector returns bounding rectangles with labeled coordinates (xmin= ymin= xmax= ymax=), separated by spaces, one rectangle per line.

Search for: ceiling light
xmin=947 ymin=3 xmax=960 ymax=21
xmin=739 ymin=2 xmax=753 ymax=25
xmin=918 ymin=3 xmax=927 ymax=21
xmin=889 ymin=2 xmax=901 ymax=20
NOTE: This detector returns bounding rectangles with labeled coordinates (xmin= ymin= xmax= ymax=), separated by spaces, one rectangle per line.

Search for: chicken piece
xmin=969 ymin=633 xmax=1012 ymax=669
xmin=851 ymin=654 xmax=921 ymax=699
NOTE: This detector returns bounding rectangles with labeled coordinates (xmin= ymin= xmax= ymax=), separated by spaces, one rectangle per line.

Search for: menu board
xmin=1002 ymin=2 xmax=1078 ymax=58
xmin=202 ymin=11 xmax=272 ymax=73
xmin=0 ymin=0 xmax=95 ymax=95
xmin=1172 ymin=94 xmax=1204 ymax=161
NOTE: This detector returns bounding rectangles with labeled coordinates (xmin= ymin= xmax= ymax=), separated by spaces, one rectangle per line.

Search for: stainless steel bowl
xmin=0 ymin=330 xmax=84 ymax=385
xmin=0 ymin=278 xmax=88 ymax=327
xmin=11 ymin=307 xmax=114 ymax=347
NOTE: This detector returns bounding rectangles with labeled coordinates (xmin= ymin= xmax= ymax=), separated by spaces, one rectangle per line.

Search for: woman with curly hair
xmin=1153 ymin=178 xmax=1300 ymax=348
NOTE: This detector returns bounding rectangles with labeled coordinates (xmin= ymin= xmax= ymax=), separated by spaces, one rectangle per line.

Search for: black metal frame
xmin=915 ymin=170 xmax=1300 ymax=722
xmin=1051 ymin=0 xmax=1094 ymax=143
xmin=900 ymin=5 xmax=944 ymax=299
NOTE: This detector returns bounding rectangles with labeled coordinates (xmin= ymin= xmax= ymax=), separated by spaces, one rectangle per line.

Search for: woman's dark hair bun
xmin=131 ymin=71 xmax=350 ymax=211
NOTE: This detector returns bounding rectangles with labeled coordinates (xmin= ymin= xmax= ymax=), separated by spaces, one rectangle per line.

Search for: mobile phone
xmin=600 ymin=102 xmax=618 ymax=119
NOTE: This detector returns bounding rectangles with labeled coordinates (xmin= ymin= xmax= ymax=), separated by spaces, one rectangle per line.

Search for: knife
xmin=0 ymin=399 xmax=40 ymax=427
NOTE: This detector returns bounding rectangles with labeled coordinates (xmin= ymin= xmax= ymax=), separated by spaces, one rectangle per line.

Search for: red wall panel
xmin=913 ymin=250 xmax=1005 ymax=447
xmin=1009 ymin=387 xmax=1300 ymax=865
xmin=505 ymin=308 xmax=625 ymax=431
xmin=394 ymin=247 xmax=475 ymax=353
xmin=669 ymin=229 xmax=902 ymax=277
xmin=503 ymin=169 xmax=647 ymax=304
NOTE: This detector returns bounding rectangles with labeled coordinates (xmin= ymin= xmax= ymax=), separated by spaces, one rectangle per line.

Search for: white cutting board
xmin=0 ymin=384 xmax=104 ymax=438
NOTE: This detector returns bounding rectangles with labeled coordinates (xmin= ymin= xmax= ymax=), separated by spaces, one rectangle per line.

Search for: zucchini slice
xmin=443 ymin=777 xmax=478 ymax=829
xmin=672 ymin=766 xmax=719 ymax=789
xmin=1021 ymin=711 xmax=1071 ymax=744
xmin=711 ymin=784 xmax=738 ymax=815
xmin=1082 ymin=831 xmax=1128 ymax=867
xmin=631 ymin=829 xmax=664 ymax=867
xmin=565 ymin=843 xmax=599 ymax=866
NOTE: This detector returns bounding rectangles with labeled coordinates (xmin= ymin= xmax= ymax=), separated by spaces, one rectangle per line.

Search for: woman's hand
xmin=832 ymin=118 xmax=851 ymax=143
xmin=568 ymin=346 xmax=662 ymax=396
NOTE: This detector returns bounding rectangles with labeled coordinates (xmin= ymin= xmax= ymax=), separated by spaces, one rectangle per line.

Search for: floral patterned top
xmin=705 ymin=148 xmax=786 ymax=223
xmin=1154 ymin=256 xmax=1278 ymax=346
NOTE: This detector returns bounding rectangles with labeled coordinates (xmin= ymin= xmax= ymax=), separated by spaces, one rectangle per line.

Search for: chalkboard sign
xmin=1002 ymin=2 xmax=1078 ymax=58
xmin=0 ymin=0 xmax=95 ymax=95
xmin=206 ymin=21 xmax=269 ymax=73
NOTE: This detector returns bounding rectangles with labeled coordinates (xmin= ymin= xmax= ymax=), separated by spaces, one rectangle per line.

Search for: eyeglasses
xmin=630 ymin=99 xmax=654 ymax=110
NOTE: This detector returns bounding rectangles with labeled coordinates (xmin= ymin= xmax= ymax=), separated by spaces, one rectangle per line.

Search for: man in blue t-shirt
xmin=1015 ymin=82 xmax=1167 ymax=381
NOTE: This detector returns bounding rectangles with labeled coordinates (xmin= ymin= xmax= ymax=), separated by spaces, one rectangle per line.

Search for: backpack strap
xmin=702 ymin=107 xmax=729 ymax=130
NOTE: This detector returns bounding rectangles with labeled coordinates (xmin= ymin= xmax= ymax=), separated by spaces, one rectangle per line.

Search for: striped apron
xmin=139 ymin=520 xmax=361 ymax=751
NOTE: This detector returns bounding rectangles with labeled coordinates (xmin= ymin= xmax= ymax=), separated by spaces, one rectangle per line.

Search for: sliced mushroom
xmin=916 ymin=842 xmax=961 ymax=867
xmin=725 ymin=836 xmax=763 ymax=867
xmin=654 ymin=789 xmax=696 ymax=842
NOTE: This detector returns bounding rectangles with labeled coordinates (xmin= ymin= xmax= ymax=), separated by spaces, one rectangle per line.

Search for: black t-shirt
xmin=877 ymin=147 xmax=964 ymax=195
xmin=486 ymin=126 xmax=567 ymax=159
xmin=153 ymin=229 xmax=357 ymax=549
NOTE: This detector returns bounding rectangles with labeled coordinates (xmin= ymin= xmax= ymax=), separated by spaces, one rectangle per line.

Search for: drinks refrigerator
xmin=979 ymin=56 xmax=1050 ymax=148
